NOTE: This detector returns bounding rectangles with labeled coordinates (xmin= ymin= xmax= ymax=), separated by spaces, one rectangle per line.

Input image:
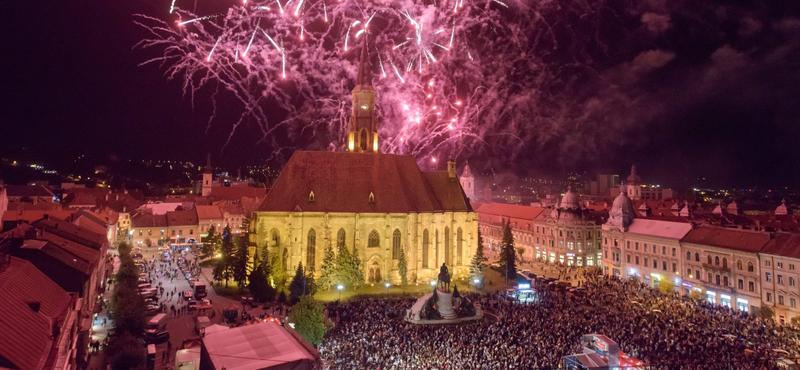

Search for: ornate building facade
xmin=252 ymin=36 xmax=477 ymax=285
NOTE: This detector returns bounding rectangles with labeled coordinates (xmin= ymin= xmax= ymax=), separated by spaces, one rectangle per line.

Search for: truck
xmin=146 ymin=313 xmax=167 ymax=330
xmin=194 ymin=281 xmax=207 ymax=299
xmin=195 ymin=315 xmax=211 ymax=334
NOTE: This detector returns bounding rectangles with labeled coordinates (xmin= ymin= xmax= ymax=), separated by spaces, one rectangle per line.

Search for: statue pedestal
xmin=436 ymin=290 xmax=457 ymax=319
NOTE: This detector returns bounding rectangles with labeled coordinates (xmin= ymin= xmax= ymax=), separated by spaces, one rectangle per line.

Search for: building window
xmin=766 ymin=260 xmax=771 ymax=267
xmin=708 ymin=272 xmax=712 ymax=282
xmin=708 ymin=255 xmax=712 ymax=265
xmin=687 ymin=251 xmax=691 ymax=260
xmin=662 ymin=246 xmax=667 ymax=255
xmin=738 ymin=279 xmax=744 ymax=289
xmin=778 ymin=275 xmax=784 ymax=285
xmin=748 ymin=262 xmax=754 ymax=272
xmin=672 ymin=248 xmax=676 ymax=257
xmin=779 ymin=295 xmax=785 ymax=306
xmin=791 ymin=277 xmax=796 ymax=287
xmin=644 ymin=257 xmax=648 ymax=266
xmin=767 ymin=292 xmax=772 ymax=302
xmin=687 ymin=268 xmax=692 ymax=277
xmin=672 ymin=263 xmax=677 ymax=273
xmin=337 ymin=229 xmax=346 ymax=248
xmin=663 ymin=261 xmax=667 ymax=271
xmin=716 ymin=275 xmax=721 ymax=285
xmin=778 ymin=262 xmax=783 ymax=269
xmin=766 ymin=272 xmax=772 ymax=282
xmin=627 ymin=254 xmax=631 ymax=263
xmin=722 ymin=258 xmax=727 ymax=268
xmin=737 ymin=260 xmax=743 ymax=270
xmin=696 ymin=270 xmax=700 ymax=279
xmin=139 ymin=230 xmax=143 ymax=236
xmin=791 ymin=264 xmax=796 ymax=271
xmin=633 ymin=242 xmax=637 ymax=250
xmin=723 ymin=276 xmax=728 ymax=286
xmin=695 ymin=253 xmax=700 ymax=262
xmin=392 ymin=229 xmax=401 ymax=260
xmin=457 ymin=228 xmax=463 ymax=265
xmin=422 ymin=230 xmax=429 ymax=268
xmin=653 ymin=259 xmax=658 ymax=268
xmin=792 ymin=298 xmax=797 ymax=308
xmin=567 ymin=241 xmax=574 ymax=250
xmin=190 ymin=229 xmax=194 ymax=235
xmin=636 ymin=256 xmax=640 ymax=265
xmin=368 ymin=230 xmax=380 ymax=248
xmin=306 ymin=229 xmax=316 ymax=270
xmin=749 ymin=281 xmax=755 ymax=292
xmin=715 ymin=256 xmax=720 ymax=266
xmin=653 ymin=245 xmax=657 ymax=254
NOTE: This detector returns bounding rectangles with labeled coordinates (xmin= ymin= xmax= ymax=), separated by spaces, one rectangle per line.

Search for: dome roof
xmin=607 ymin=184 xmax=636 ymax=229
xmin=560 ymin=187 xmax=579 ymax=210
xmin=626 ymin=165 xmax=641 ymax=184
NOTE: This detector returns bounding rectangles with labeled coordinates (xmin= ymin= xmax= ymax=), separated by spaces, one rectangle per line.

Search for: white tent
xmin=201 ymin=320 xmax=318 ymax=370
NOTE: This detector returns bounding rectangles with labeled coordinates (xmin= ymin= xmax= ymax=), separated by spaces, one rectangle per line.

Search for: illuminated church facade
xmin=252 ymin=36 xmax=477 ymax=285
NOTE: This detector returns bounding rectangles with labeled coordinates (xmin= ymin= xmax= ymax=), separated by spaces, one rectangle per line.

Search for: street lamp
xmin=337 ymin=284 xmax=343 ymax=301
xmin=430 ymin=280 xmax=437 ymax=291
xmin=385 ymin=282 xmax=390 ymax=295
xmin=474 ymin=278 xmax=481 ymax=290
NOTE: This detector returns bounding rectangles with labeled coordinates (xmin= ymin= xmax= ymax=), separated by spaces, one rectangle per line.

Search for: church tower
xmin=347 ymin=34 xmax=379 ymax=153
xmin=459 ymin=161 xmax=475 ymax=199
xmin=202 ymin=153 xmax=213 ymax=197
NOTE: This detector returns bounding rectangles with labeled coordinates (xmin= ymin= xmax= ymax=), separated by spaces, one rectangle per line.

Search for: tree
xmin=498 ymin=219 xmax=517 ymax=283
xmin=469 ymin=228 xmax=487 ymax=285
xmin=397 ymin=245 xmax=408 ymax=286
xmin=143 ymin=238 xmax=152 ymax=248
xmin=232 ymin=233 xmax=250 ymax=290
xmin=289 ymin=262 xmax=306 ymax=304
xmin=689 ymin=289 xmax=702 ymax=301
xmin=335 ymin=242 xmax=353 ymax=286
xmin=305 ymin=266 xmax=318 ymax=297
xmin=278 ymin=291 xmax=287 ymax=304
xmin=248 ymin=267 xmax=276 ymax=302
xmin=317 ymin=241 xmax=338 ymax=291
xmin=200 ymin=225 xmax=221 ymax=260
xmin=288 ymin=296 xmax=330 ymax=346
xmin=258 ymin=242 xmax=272 ymax=278
xmin=516 ymin=247 xmax=526 ymax=262
xmin=351 ymin=245 xmax=364 ymax=288
xmin=271 ymin=249 xmax=286 ymax=288
xmin=759 ymin=303 xmax=775 ymax=322
xmin=213 ymin=225 xmax=235 ymax=287
xmin=656 ymin=280 xmax=675 ymax=296
xmin=452 ymin=284 xmax=460 ymax=299
xmin=108 ymin=334 xmax=147 ymax=370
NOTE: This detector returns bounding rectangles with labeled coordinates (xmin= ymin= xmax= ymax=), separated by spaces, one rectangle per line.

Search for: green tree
xmin=271 ymin=249 xmax=286 ymax=288
xmin=143 ymin=238 xmax=152 ymax=248
xmin=305 ymin=266 xmax=318 ymax=297
xmin=689 ymin=289 xmax=702 ymax=301
xmin=232 ymin=233 xmax=250 ymax=291
xmin=759 ymin=303 xmax=775 ymax=322
xmin=288 ymin=296 xmax=330 ymax=346
xmin=258 ymin=242 xmax=272 ymax=278
xmin=335 ymin=242 xmax=353 ymax=286
xmin=248 ymin=267 xmax=276 ymax=302
xmin=317 ymin=241 xmax=338 ymax=291
xmin=397 ymin=245 xmax=408 ymax=286
xmin=108 ymin=334 xmax=147 ymax=370
xmin=200 ymin=225 xmax=221 ymax=260
xmin=278 ymin=291 xmax=287 ymax=304
xmin=469 ymin=228 xmax=487 ymax=285
xmin=498 ymin=219 xmax=517 ymax=283
xmin=351 ymin=245 xmax=364 ymax=288
xmin=289 ymin=262 xmax=306 ymax=304
xmin=213 ymin=225 xmax=235 ymax=287
xmin=656 ymin=280 xmax=675 ymax=296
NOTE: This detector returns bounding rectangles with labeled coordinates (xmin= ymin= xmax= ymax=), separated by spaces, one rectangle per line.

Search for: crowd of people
xmin=320 ymin=273 xmax=798 ymax=370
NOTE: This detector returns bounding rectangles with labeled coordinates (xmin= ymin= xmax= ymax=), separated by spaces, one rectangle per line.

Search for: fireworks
xmin=136 ymin=0 xmax=609 ymax=164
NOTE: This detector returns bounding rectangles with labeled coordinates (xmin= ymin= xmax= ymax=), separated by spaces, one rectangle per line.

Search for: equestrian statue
xmin=438 ymin=263 xmax=451 ymax=292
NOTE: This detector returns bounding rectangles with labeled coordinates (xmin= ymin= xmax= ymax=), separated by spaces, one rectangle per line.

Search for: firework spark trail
xmin=138 ymin=0 xmax=624 ymax=165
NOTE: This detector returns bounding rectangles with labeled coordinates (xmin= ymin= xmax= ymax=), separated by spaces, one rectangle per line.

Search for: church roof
xmin=257 ymin=151 xmax=472 ymax=214
xmin=626 ymin=165 xmax=641 ymax=184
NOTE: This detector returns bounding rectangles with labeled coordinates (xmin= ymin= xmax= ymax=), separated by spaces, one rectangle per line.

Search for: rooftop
xmin=681 ymin=227 xmax=771 ymax=253
xmin=201 ymin=320 xmax=318 ymax=370
xmin=627 ymin=219 xmax=693 ymax=240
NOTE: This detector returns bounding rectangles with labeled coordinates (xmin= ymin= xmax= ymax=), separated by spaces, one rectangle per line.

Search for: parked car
xmin=144 ymin=329 xmax=170 ymax=344
xmin=146 ymin=305 xmax=160 ymax=316
xmin=187 ymin=299 xmax=197 ymax=311
xmin=183 ymin=290 xmax=194 ymax=300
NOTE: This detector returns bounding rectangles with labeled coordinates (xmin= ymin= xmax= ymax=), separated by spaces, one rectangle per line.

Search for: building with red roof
xmin=253 ymin=39 xmax=476 ymax=284
xmin=0 ymin=257 xmax=80 ymax=370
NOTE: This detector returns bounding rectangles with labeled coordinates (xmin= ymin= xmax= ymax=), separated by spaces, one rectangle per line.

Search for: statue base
xmin=405 ymin=289 xmax=483 ymax=325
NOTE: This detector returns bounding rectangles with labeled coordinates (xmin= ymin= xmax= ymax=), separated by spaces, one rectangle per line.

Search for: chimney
xmin=447 ymin=158 xmax=457 ymax=179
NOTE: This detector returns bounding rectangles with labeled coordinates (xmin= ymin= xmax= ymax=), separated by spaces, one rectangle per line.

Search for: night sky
xmin=1 ymin=0 xmax=799 ymax=189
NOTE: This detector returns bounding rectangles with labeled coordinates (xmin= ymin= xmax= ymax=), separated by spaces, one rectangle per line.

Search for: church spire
xmin=204 ymin=153 xmax=212 ymax=174
xmin=347 ymin=32 xmax=379 ymax=153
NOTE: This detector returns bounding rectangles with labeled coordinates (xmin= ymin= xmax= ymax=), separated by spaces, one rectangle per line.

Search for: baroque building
xmin=252 ymin=36 xmax=477 ymax=285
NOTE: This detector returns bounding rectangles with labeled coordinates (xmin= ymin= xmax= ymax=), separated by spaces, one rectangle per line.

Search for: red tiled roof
xmin=240 ymin=197 xmax=262 ymax=215
xmin=0 ymin=257 xmax=72 ymax=370
xmin=131 ymin=212 xmax=169 ymax=228
xmin=32 ymin=218 xmax=107 ymax=250
xmin=3 ymin=210 xmax=77 ymax=223
xmin=166 ymin=209 xmax=199 ymax=227
xmin=681 ymin=227 xmax=771 ymax=253
xmin=221 ymin=203 xmax=245 ymax=216
xmin=195 ymin=205 xmax=223 ymax=220
xmin=476 ymin=203 xmax=546 ymax=221
xmin=257 ymin=151 xmax=472 ymax=213
xmin=4 ymin=185 xmax=54 ymax=198
xmin=209 ymin=186 xmax=267 ymax=201
xmin=761 ymin=232 xmax=800 ymax=259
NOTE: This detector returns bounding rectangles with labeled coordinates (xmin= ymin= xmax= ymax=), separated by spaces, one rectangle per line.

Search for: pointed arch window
xmin=368 ymin=230 xmax=380 ymax=248
xmin=369 ymin=192 xmax=375 ymax=203
xmin=306 ymin=229 xmax=316 ymax=270
xmin=422 ymin=229 xmax=429 ymax=268
xmin=271 ymin=229 xmax=280 ymax=248
xmin=360 ymin=129 xmax=368 ymax=151
xmin=392 ymin=229 xmax=401 ymax=259
xmin=444 ymin=227 xmax=451 ymax=266
xmin=337 ymin=228 xmax=346 ymax=248
xmin=456 ymin=227 xmax=463 ymax=265
xmin=308 ymin=191 xmax=315 ymax=202
xmin=435 ymin=230 xmax=440 ymax=267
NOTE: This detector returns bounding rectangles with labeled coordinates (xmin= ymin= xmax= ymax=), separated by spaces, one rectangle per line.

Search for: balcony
xmin=702 ymin=263 xmax=730 ymax=273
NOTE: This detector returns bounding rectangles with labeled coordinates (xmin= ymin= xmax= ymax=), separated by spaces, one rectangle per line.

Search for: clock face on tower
xmin=360 ymin=104 xmax=369 ymax=111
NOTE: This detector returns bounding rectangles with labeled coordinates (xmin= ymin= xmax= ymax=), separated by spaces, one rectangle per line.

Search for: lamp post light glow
xmin=385 ymin=282 xmax=390 ymax=295
xmin=430 ymin=280 xmax=437 ymax=290
xmin=337 ymin=284 xmax=344 ymax=301
xmin=474 ymin=278 xmax=481 ymax=290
